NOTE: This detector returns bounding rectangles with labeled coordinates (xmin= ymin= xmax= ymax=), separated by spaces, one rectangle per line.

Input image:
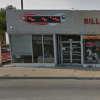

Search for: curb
xmin=0 ymin=77 xmax=100 ymax=80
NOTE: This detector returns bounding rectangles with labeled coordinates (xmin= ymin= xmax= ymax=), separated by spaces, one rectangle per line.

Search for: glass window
xmin=62 ymin=35 xmax=80 ymax=41
xmin=44 ymin=35 xmax=54 ymax=63
xmin=32 ymin=35 xmax=43 ymax=63
xmin=84 ymin=36 xmax=100 ymax=64
xmin=12 ymin=55 xmax=32 ymax=63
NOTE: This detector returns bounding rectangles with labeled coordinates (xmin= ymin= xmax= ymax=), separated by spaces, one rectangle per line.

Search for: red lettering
xmin=55 ymin=18 xmax=57 ymax=20
xmin=86 ymin=43 xmax=94 ymax=46
xmin=92 ymin=18 xmax=95 ymax=24
xmin=89 ymin=19 xmax=91 ymax=24
xmin=96 ymin=18 xmax=100 ymax=24
xmin=28 ymin=17 xmax=35 ymax=21
xmin=49 ymin=16 xmax=52 ymax=18
xmin=84 ymin=18 xmax=88 ymax=24
xmin=53 ymin=18 xmax=55 ymax=20
xmin=56 ymin=19 xmax=60 ymax=21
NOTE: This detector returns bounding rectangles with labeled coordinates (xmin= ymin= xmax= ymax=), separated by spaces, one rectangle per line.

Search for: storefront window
xmin=44 ymin=35 xmax=54 ymax=63
xmin=32 ymin=35 xmax=43 ymax=63
xmin=12 ymin=55 xmax=32 ymax=63
xmin=62 ymin=35 xmax=80 ymax=41
xmin=84 ymin=36 xmax=100 ymax=64
xmin=32 ymin=35 xmax=54 ymax=63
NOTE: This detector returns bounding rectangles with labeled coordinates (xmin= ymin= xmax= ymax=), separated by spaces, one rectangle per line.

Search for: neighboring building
xmin=6 ymin=10 xmax=100 ymax=67
xmin=5 ymin=32 xmax=9 ymax=44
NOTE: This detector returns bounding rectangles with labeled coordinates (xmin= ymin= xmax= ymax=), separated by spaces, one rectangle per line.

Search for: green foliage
xmin=0 ymin=8 xmax=5 ymax=11
xmin=0 ymin=32 xmax=5 ymax=40
xmin=0 ymin=5 xmax=17 ymax=41
xmin=0 ymin=5 xmax=17 ymax=31
xmin=0 ymin=10 xmax=6 ymax=43
xmin=6 ymin=5 xmax=16 ymax=10
xmin=0 ymin=11 xmax=6 ymax=30
xmin=0 ymin=10 xmax=6 ymax=18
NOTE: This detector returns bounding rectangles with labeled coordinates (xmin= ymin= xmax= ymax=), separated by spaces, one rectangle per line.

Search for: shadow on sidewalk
xmin=1 ymin=64 xmax=100 ymax=71
xmin=29 ymin=65 xmax=99 ymax=71
xmin=54 ymin=65 xmax=100 ymax=71
xmin=30 ymin=65 xmax=100 ymax=71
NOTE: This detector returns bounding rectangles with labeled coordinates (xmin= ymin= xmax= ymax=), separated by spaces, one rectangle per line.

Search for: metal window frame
xmin=60 ymin=35 xmax=82 ymax=65
xmin=81 ymin=35 xmax=83 ymax=65
xmin=32 ymin=34 xmax=55 ymax=64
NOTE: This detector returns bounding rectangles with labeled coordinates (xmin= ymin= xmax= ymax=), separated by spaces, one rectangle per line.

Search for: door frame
xmin=61 ymin=39 xmax=81 ymax=65
xmin=57 ymin=34 xmax=83 ymax=66
xmin=61 ymin=41 xmax=71 ymax=65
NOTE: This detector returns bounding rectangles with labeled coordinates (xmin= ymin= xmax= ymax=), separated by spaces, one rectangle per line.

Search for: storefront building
xmin=6 ymin=10 xmax=100 ymax=67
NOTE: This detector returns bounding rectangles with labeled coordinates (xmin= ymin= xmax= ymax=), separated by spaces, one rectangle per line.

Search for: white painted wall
xmin=5 ymin=32 xmax=9 ymax=44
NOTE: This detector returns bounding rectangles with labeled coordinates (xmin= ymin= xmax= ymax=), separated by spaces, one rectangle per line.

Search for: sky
xmin=0 ymin=0 xmax=100 ymax=10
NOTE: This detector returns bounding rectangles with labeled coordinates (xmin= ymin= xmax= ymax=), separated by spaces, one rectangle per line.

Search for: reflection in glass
xmin=12 ymin=55 xmax=32 ymax=63
xmin=72 ymin=43 xmax=81 ymax=63
xmin=44 ymin=35 xmax=54 ymax=63
xmin=32 ymin=35 xmax=43 ymax=63
xmin=62 ymin=35 xmax=80 ymax=41
xmin=84 ymin=39 xmax=100 ymax=64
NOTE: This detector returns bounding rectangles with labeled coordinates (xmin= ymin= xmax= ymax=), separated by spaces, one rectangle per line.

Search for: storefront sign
xmin=83 ymin=36 xmax=100 ymax=39
xmin=84 ymin=18 xmax=100 ymax=24
xmin=86 ymin=42 xmax=94 ymax=47
xmin=20 ymin=13 xmax=66 ymax=26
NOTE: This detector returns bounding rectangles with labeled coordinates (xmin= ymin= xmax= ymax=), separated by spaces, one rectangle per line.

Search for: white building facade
xmin=6 ymin=10 xmax=100 ymax=67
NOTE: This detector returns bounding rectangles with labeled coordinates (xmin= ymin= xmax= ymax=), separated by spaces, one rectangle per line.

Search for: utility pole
xmin=21 ymin=0 xmax=23 ymax=10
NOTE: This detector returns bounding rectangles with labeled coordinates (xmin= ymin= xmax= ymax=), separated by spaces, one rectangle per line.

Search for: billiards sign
xmin=20 ymin=13 xmax=66 ymax=26
xmin=84 ymin=18 xmax=100 ymax=24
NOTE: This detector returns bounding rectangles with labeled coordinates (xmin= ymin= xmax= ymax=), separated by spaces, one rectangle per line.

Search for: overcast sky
xmin=0 ymin=0 xmax=100 ymax=10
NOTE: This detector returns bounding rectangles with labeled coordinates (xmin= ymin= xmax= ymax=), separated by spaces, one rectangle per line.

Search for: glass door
xmin=72 ymin=41 xmax=81 ymax=65
xmin=61 ymin=41 xmax=71 ymax=65
xmin=61 ymin=40 xmax=81 ymax=65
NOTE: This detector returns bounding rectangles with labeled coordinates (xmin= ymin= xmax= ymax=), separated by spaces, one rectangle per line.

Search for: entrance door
xmin=61 ymin=39 xmax=81 ymax=65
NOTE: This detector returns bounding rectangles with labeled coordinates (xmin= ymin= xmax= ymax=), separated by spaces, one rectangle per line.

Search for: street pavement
xmin=1 ymin=65 xmax=100 ymax=79
xmin=0 ymin=79 xmax=100 ymax=100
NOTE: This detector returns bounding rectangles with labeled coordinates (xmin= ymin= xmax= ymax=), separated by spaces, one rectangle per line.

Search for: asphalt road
xmin=0 ymin=79 xmax=100 ymax=100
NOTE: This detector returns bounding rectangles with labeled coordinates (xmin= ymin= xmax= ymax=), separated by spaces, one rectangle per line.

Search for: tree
xmin=0 ymin=5 xmax=17 ymax=44
xmin=0 ymin=11 xmax=6 ymax=42
xmin=0 ymin=8 xmax=5 ymax=11
xmin=0 ymin=11 xmax=6 ymax=30
xmin=0 ymin=5 xmax=17 ymax=30
xmin=6 ymin=5 xmax=16 ymax=10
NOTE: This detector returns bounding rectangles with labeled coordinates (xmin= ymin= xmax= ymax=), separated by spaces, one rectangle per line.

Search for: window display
xmin=44 ymin=35 xmax=54 ymax=63
xmin=12 ymin=55 xmax=32 ymax=63
xmin=32 ymin=35 xmax=54 ymax=63
xmin=32 ymin=35 xmax=43 ymax=63
xmin=84 ymin=36 xmax=100 ymax=64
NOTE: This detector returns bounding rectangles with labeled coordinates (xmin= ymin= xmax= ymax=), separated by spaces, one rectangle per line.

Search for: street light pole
xmin=21 ymin=0 xmax=23 ymax=10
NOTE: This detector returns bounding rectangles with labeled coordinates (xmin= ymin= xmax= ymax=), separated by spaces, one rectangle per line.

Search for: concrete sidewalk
xmin=1 ymin=65 xmax=100 ymax=79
